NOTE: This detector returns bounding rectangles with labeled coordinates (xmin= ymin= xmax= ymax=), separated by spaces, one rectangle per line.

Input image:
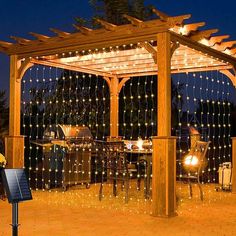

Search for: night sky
xmin=1 ymin=0 xmax=236 ymax=98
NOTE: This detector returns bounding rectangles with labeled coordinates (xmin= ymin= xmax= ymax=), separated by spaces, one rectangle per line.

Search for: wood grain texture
xmin=5 ymin=55 xmax=27 ymax=168
xmin=110 ymin=77 xmax=119 ymax=137
xmin=152 ymin=136 xmax=177 ymax=217
xmin=5 ymin=136 xmax=24 ymax=168
xmin=157 ymin=32 xmax=171 ymax=136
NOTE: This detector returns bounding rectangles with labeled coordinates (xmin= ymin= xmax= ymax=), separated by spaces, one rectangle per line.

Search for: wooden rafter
xmin=207 ymin=35 xmax=230 ymax=46
xmin=220 ymin=69 xmax=236 ymax=86
xmin=10 ymin=36 xmax=31 ymax=45
xmin=212 ymin=41 xmax=236 ymax=51
xmin=72 ymin=24 xmax=93 ymax=35
xmin=0 ymin=11 xmax=235 ymax=71
xmin=152 ymin=8 xmax=169 ymax=21
xmin=116 ymin=64 xmax=233 ymax=78
xmin=171 ymin=32 xmax=236 ymax=67
xmin=50 ymin=28 xmax=70 ymax=38
xmin=95 ymin=18 xmax=117 ymax=31
xmin=190 ymin=29 xmax=219 ymax=41
xmin=31 ymin=58 xmax=114 ymax=78
xmin=174 ymin=22 xmax=205 ymax=36
xmin=123 ymin=14 xmax=143 ymax=26
xmin=229 ymin=48 xmax=236 ymax=55
xmin=0 ymin=40 xmax=13 ymax=48
xmin=139 ymin=42 xmax=157 ymax=63
xmin=29 ymin=32 xmax=50 ymax=42
xmin=183 ymin=22 xmax=205 ymax=33
xmin=4 ymin=15 xmax=193 ymax=57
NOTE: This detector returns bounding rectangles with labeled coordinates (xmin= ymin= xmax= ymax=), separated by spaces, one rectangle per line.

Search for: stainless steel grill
xmin=41 ymin=125 xmax=93 ymax=190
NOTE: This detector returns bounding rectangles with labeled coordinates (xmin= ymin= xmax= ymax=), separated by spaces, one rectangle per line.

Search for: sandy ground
xmin=1 ymin=182 xmax=236 ymax=236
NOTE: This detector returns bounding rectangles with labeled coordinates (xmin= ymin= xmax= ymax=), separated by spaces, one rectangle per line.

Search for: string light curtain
xmin=22 ymin=64 xmax=110 ymax=192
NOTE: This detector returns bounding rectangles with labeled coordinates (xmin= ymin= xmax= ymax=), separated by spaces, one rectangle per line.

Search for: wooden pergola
xmin=1 ymin=8 xmax=236 ymax=217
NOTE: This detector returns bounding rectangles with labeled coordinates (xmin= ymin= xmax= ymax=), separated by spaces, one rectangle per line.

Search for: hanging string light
xmin=226 ymin=74 xmax=232 ymax=161
xmin=144 ymin=76 xmax=148 ymax=139
xmin=137 ymin=76 xmax=141 ymax=138
xmin=150 ymin=75 xmax=155 ymax=137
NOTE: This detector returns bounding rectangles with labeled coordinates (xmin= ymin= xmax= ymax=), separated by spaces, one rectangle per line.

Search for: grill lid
xmin=43 ymin=125 xmax=92 ymax=140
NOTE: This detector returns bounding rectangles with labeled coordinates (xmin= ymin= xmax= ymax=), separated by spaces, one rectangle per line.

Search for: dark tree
xmin=0 ymin=90 xmax=9 ymax=153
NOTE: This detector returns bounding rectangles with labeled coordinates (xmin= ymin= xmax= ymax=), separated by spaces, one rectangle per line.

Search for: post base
xmin=151 ymin=136 xmax=177 ymax=217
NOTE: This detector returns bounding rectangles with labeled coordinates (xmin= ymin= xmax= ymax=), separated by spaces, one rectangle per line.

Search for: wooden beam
xmin=118 ymin=77 xmax=131 ymax=92
xmin=171 ymin=32 xmax=236 ymax=67
xmin=171 ymin=42 xmax=179 ymax=57
xmin=157 ymin=31 xmax=171 ymax=136
xmin=231 ymin=137 xmax=236 ymax=193
xmin=10 ymin=36 xmax=31 ymax=45
xmin=95 ymin=18 xmax=117 ymax=31
xmin=123 ymin=14 xmax=143 ymax=26
xmin=50 ymin=28 xmax=70 ymax=38
xmin=219 ymin=69 xmax=236 ymax=87
xmin=0 ymin=40 xmax=13 ymax=48
xmin=190 ymin=29 xmax=219 ymax=41
xmin=72 ymin=24 xmax=93 ymax=35
xmin=139 ymin=42 xmax=157 ymax=63
xmin=116 ymin=64 xmax=233 ymax=78
xmin=109 ymin=77 xmax=119 ymax=136
xmin=207 ymin=35 xmax=230 ymax=46
xmin=152 ymin=8 xmax=169 ymax=21
xmin=213 ymin=41 xmax=236 ymax=51
xmin=229 ymin=48 xmax=236 ymax=55
xmin=177 ymin=22 xmax=205 ymax=36
xmin=29 ymin=32 xmax=50 ymax=42
xmin=3 ymin=20 xmax=175 ymax=57
xmin=152 ymin=136 xmax=177 ymax=217
xmin=31 ymin=58 xmax=114 ymax=77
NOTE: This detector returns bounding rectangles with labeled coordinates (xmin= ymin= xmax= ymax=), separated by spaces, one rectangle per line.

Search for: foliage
xmin=0 ymin=90 xmax=8 ymax=152
xmin=76 ymin=0 xmax=155 ymax=26
xmin=0 ymin=91 xmax=8 ymax=131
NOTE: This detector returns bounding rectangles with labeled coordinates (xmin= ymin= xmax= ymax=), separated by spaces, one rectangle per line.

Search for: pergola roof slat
xmin=152 ymin=8 xmax=169 ymax=21
xmin=4 ymin=15 xmax=194 ymax=57
xmin=0 ymin=40 xmax=13 ymax=48
xmin=206 ymin=35 xmax=230 ymax=46
xmin=10 ymin=36 xmax=31 ymax=45
xmin=72 ymin=24 xmax=93 ymax=35
xmin=29 ymin=32 xmax=50 ymax=42
xmin=212 ymin=41 xmax=236 ymax=51
xmin=122 ymin=14 xmax=143 ymax=26
xmin=171 ymin=32 xmax=236 ymax=67
xmin=95 ymin=18 xmax=117 ymax=31
xmin=50 ymin=28 xmax=70 ymax=38
xmin=1 ymin=10 xmax=236 ymax=76
xmin=190 ymin=29 xmax=219 ymax=41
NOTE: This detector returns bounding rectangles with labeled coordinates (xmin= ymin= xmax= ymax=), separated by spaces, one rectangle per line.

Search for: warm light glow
xmin=137 ymin=138 xmax=144 ymax=150
xmin=179 ymin=26 xmax=187 ymax=35
xmin=184 ymin=155 xmax=199 ymax=166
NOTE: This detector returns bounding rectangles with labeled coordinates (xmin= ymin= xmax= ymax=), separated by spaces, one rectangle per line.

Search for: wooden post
xmin=152 ymin=136 xmax=177 ymax=217
xmin=232 ymin=137 xmax=236 ymax=193
xmin=157 ymin=32 xmax=171 ymax=137
xmin=110 ymin=77 xmax=119 ymax=137
xmin=5 ymin=55 xmax=24 ymax=168
xmin=151 ymin=31 xmax=177 ymax=217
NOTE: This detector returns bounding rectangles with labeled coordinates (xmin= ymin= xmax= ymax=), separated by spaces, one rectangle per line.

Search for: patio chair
xmin=95 ymin=140 xmax=130 ymax=203
xmin=182 ymin=140 xmax=210 ymax=201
